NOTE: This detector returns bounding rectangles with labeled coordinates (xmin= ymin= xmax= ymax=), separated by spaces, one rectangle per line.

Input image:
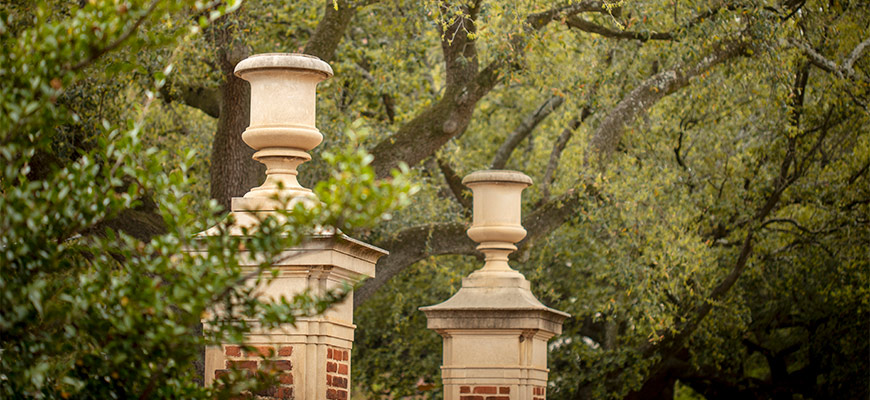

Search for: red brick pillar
xmin=201 ymin=237 xmax=385 ymax=399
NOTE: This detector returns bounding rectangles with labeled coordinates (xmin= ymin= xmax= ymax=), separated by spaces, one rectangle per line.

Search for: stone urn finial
xmin=421 ymin=170 xmax=568 ymax=399
xmin=462 ymin=170 xmax=533 ymax=273
xmin=234 ymin=53 xmax=333 ymax=205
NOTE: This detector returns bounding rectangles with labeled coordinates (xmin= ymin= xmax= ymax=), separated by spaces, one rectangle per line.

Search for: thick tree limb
xmin=565 ymin=16 xmax=673 ymax=41
xmin=436 ymin=157 xmax=472 ymax=213
xmin=525 ymin=1 xmax=607 ymax=29
xmin=369 ymin=2 xmax=609 ymax=178
xmin=208 ymin=16 xmax=260 ymax=210
xmin=368 ymin=78 xmax=496 ymax=178
xmin=161 ymin=83 xmax=221 ymax=118
xmin=369 ymin=2 xmax=491 ymax=177
xmin=788 ymin=37 xmax=870 ymax=81
xmin=304 ymin=0 xmax=368 ymax=62
xmin=586 ymin=37 xmax=749 ymax=169
xmin=517 ymin=188 xmax=587 ymax=254
xmin=354 ymin=222 xmax=473 ymax=307
xmin=564 ymin=2 xmax=750 ymax=44
xmin=844 ymin=37 xmax=870 ymax=73
xmin=491 ymin=95 xmax=565 ymax=169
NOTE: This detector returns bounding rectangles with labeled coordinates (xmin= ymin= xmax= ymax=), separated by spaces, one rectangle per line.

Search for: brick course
xmin=532 ymin=385 xmax=546 ymax=400
xmin=326 ymin=346 xmax=350 ymax=400
xmin=219 ymin=344 xmax=295 ymax=399
xmin=458 ymin=385 xmax=511 ymax=400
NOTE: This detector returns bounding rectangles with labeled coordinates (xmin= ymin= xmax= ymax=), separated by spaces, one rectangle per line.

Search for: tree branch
xmin=369 ymin=1 xmax=611 ymax=178
xmin=586 ymin=37 xmax=750 ymax=169
xmin=436 ymin=157 xmax=472 ymax=213
xmin=491 ymin=95 xmax=565 ymax=169
xmin=69 ymin=0 xmax=160 ymax=71
xmin=540 ymin=114 xmax=587 ymax=202
xmin=303 ymin=0 xmax=370 ymax=62
xmin=354 ymin=222 xmax=473 ymax=307
xmin=517 ymin=188 xmax=587 ymax=255
xmin=565 ymin=16 xmax=673 ymax=42
xmin=844 ymin=36 xmax=870 ymax=72
xmin=355 ymin=60 xmax=396 ymax=123
xmin=368 ymin=2 xmax=487 ymax=177
xmin=788 ymin=36 xmax=870 ymax=81
xmin=355 ymin=183 xmax=599 ymax=308
xmin=565 ymin=3 xmax=751 ymax=43
xmin=627 ymin=64 xmax=822 ymax=398
xmin=161 ymin=83 xmax=221 ymax=118
xmin=525 ymin=1 xmax=607 ymax=29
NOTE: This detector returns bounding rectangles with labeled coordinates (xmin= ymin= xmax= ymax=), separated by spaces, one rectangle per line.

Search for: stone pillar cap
xmin=461 ymin=169 xmax=533 ymax=186
xmin=422 ymin=168 xmax=569 ymax=334
xmin=419 ymin=286 xmax=569 ymax=334
xmin=234 ymin=53 xmax=334 ymax=78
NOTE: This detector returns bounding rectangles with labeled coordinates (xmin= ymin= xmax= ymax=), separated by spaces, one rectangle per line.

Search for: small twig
xmin=70 ymin=0 xmax=161 ymax=71
xmin=674 ymin=130 xmax=687 ymax=169
xmin=847 ymin=161 xmax=869 ymax=185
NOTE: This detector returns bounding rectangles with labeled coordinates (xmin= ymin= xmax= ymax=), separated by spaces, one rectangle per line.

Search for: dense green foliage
xmin=0 ymin=1 xmax=411 ymax=398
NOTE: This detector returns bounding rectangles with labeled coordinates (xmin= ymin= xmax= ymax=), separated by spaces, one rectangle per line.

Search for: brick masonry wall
xmin=215 ymin=345 xmax=295 ymax=399
xmin=458 ymin=385 xmax=511 ymax=400
xmin=326 ymin=346 xmax=350 ymax=400
xmin=532 ymin=385 xmax=546 ymax=400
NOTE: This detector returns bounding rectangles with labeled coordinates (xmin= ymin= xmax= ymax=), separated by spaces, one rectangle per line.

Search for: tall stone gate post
xmin=421 ymin=170 xmax=569 ymax=400
xmin=199 ymin=53 xmax=386 ymax=400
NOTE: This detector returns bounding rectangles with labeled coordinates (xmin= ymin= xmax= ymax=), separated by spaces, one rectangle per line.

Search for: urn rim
xmin=462 ymin=169 xmax=533 ymax=187
xmin=234 ymin=53 xmax=334 ymax=79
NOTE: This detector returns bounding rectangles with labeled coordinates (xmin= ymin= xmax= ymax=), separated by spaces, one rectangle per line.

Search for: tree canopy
xmin=2 ymin=0 xmax=868 ymax=399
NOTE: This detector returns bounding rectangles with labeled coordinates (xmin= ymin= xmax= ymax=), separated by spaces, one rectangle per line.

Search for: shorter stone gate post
xmin=421 ymin=170 xmax=569 ymax=400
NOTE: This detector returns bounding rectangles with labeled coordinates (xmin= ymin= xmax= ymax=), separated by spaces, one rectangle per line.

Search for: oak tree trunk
xmin=209 ymin=26 xmax=262 ymax=211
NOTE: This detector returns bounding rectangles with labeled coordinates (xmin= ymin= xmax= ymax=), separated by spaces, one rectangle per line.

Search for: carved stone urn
xmin=234 ymin=53 xmax=333 ymax=207
xmin=464 ymin=170 xmax=533 ymax=274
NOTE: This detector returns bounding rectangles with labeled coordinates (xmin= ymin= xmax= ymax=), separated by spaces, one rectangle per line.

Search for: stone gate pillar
xmin=421 ymin=170 xmax=569 ymax=400
xmin=198 ymin=53 xmax=387 ymax=400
